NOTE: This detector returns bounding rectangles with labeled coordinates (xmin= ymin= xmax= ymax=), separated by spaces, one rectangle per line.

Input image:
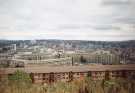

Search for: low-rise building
xmin=1 ymin=64 xmax=135 ymax=84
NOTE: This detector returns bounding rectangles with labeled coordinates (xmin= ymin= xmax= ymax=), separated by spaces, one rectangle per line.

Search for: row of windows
xmin=33 ymin=71 xmax=135 ymax=78
xmin=34 ymin=73 xmax=86 ymax=77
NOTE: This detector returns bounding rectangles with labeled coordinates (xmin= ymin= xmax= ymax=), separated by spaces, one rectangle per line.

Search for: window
xmin=63 ymin=73 xmax=65 ymax=76
xmin=80 ymin=73 xmax=84 ymax=75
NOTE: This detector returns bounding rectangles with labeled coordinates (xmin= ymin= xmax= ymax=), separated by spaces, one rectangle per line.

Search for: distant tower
xmin=12 ymin=44 xmax=16 ymax=51
xmin=63 ymin=41 xmax=65 ymax=53
xmin=72 ymin=57 xmax=74 ymax=66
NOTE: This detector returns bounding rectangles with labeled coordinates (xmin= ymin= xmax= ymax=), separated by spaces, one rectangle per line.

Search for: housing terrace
xmin=1 ymin=64 xmax=135 ymax=84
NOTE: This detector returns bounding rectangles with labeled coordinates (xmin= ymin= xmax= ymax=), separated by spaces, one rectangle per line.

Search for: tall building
xmin=11 ymin=44 xmax=16 ymax=51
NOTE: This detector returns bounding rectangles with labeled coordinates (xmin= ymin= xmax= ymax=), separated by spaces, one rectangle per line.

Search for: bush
xmin=8 ymin=70 xmax=32 ymax=88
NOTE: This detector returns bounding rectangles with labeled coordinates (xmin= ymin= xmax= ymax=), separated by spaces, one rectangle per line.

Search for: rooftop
xmin=2 ymin=64 xmax=135 ymax=74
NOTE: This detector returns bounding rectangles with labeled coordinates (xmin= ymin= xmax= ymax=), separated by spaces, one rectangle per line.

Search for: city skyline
xmin=0 ymin=0 xmax=135 ymax=41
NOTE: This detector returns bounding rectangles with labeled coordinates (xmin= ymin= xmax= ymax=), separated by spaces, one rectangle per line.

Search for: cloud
xmin=102 ymin=0 xmax=131 ymax=6
xmin=0 ymin=0 xmax=135 ymax=41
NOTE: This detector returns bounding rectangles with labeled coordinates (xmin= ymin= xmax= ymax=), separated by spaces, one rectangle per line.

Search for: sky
xmin=0 ymin=0 xmax=135 ymax=41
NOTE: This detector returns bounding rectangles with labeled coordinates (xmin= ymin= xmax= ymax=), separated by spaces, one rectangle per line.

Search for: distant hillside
xmin=0 ymin=39 xmax=135 ymax=49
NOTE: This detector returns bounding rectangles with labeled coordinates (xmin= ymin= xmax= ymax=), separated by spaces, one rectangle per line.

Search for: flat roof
xmin=2 ymin=64 xmax=135 ymax=74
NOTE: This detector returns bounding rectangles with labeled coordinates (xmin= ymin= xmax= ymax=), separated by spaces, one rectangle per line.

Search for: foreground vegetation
xmin=0 ymin=70 xmax=135 ymax=93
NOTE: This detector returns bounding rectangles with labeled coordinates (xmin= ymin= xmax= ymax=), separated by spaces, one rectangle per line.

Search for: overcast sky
xmin=0 ymin=0 xmax=135 ymax=41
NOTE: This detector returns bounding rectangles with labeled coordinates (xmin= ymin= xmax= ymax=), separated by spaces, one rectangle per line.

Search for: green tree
xmin=8 ymin=70 xmax=32 ymax=89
